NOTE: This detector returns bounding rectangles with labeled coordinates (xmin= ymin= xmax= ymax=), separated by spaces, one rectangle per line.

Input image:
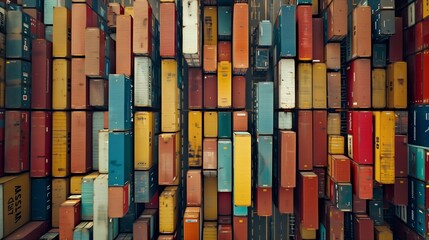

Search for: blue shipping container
xmin=108 ymin=74 xmax=133 ymax=131
xmin=5 ymin=60 xmax=31 ymax=109
xmin=255 ymin=82 xmax=274 ymax=135
xmin=319 ymin=223 xmax=327 ymax=240
xmin=218 ymin=6 xmax=232 ymax=40
xmin=409 ymin=105 xmax=429 ymax=148
xmin=134 ymin=167 xmax=158 ymax=203
xmin=257 ymin=135 xmax=273 ymax=187
xmin=44 ymin=0 xmax=57 ymax=25
xmin=73 ymin=222 xmax=94 ymax=240
xmin=6 ymin=11 xmax=31 ymax=36
xmin=368 ymin=200 xmax=383 ymax=225
xmin=258 ymin=20 xmax=272 ymax=47
xmin=415 ymin=207 xmax=428 ymax=237
xmin=255 ymin=48 xmax=269 ymax=71
xmin=31 ymin=177 xmax=51 ymax=221
xmin=108 ymin=131 xmax=133 ymax=186
xmin=218 ymin=139 xmax=232 ymax=192
xmin=334 ymin=182 xmax=352 ymax=211
xmin=275 ymin=5 xmax=296 ymax=58
xmin=6 ymin=34 xmax=31 ymax=60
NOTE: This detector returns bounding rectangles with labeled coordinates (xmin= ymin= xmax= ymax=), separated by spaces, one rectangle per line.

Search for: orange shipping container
xmin=85 ymin=28 xmax=105 ymax=78
xmin=71 ymin=58 xmax=88 ymax=109
xmin=187 ymin=170 xmax=202 ymax=206
xmin=327 ymin=0 xmax=347 ymax=41
xmin=71 ymin=111 xmax=92 ymax=174
xmin=59 ymin=199 xmax=81 ymax=240
xmin=133 ymin=0 xmax=152 ymax=55
xmin=204 ymin=45 xmax=217 ymax=73
xmin=159 ymin=133 xmax=179 ymax=185
xmin=232 ymin=3 xmax=249 ymax=74
xmin=325 ymin=43 xmax=341 ymax=70
xmin=352 ymin=6 xmax=372 ymax=58
xmin=108 ymin=184 xmax=130 ymax=218
xmin=297 ymin=5 xmax=313 ymax=61
xmin=184 ymin=207 xmax=201 ymax=240
xmin=160 ymin=3 xmax=177 ymax=58
xmin=71 ymin=3 xmax=93 ymax=56
xmin=116 ymin=15 xmax=133 ymax=76
xmin=233 ymin=111 xmax=248 ymax=132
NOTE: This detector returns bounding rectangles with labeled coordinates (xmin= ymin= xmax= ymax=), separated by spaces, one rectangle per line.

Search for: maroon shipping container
xmin=354 ymin=214 xmax=374 ymax=240
xmin=218 ymin=225 xmax=232 ymax=240
xmin=218 ymin=192 xmax=232 ymax=216
xmin=313 ymin=110 xmax=327 ymax=166
xmin=298 ymin=172 xmax=318 ymax=229
xmin=160 ymin=3 xmax=177 ymax=58
xmin=324 ymin=202 xmax=344 ymax=240
xmin=409 ymin=53 xmax=418 ymax=104
xmin=219 ymin=216 xmax=232 ymax=225
xmin=256 ymin=187 xmax=272 ymax=216
xmin=353 ymin=194 xmax=367 ymax=213
xmin=233 ymin=216 xmax=248 ymax=240
xmin=32 ymin=39 xmax=52 ymax=109
xmin=71 ymin=111 xmax=92 ymax=174
xmin=159 ymin=133 xmax=178 ymax=184
xmin=218 ymin=41 xmax=231 ymax=62
xmin=297 ymin=5 xmax=313 ymax=61
xmin=188 ymin=68 xmax=203 ymax=109
xmin=30 ymin=18 xmax=45 ymax=39
xmin=5 ymin=111 xmax=30 ymax=173
xmin=312 ymin=18 xmax=324 ymax=62
xmin=145 ymin=191 xmax=159 ymax=209
xmin=331 ymin=156 xmax=351 ymax=183
xmin=278 ymin=186 xmax=293 ymax=214
xmin=233 ymin=111 xmax=247 ymax=132
xmin=31 ymin=112 xmax=52 ymax=177
xmin=424 ymin=18 xmax=429 ymax=49
xmin=405 ymin=26 xmax=416 ymax=56
xmin=416 ymin=21 xmax=423 ymax=52
xmin=347 ymin=59 xmax=371 ymax=108
xmin=395 ymin=135 xmax=408 ymax=177
xmin=204 ymin=74 xmax=217 ymax=109
xmin=327 ymin=176 xmax=335 ymax=204
xmin=232 ymin=76 xmax=246 ymax=109
xmin=0 ymin=111 xmax=4 ymax=177
xmin=416 ymin=0 xmax=423 ymax=22
xmin=351 ymin=160 xmax=373 ymax=199
xmin=313 ymin=167 xmax=326 ymax=198
xmin=279 ymin=131 xmax=296 ymax=187
xmin=327 ymin=72 xmax=341 ymax=108
xmin=186 ymin=169 xmax=202 ymax=206
xmin=203 ymin=138 xmax=217 ymax=170
xmin=347 ymin=111 xmax=373 ymax=164
xmin=3 ymin=221 xmax=50 ymax=240
xmin=133 ymin=218 xmax=150 ymax=240
xmin=385 ymin=177 xmax=408 ymax=205
xmin=298 ymin=111 xmax=313 ymax=170
xmin=388 ymin=18 xmax=403 ymax=62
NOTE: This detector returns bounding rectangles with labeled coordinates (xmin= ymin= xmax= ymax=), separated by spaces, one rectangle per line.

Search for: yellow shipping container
xmin=0 ymin=173 xmax=30 ymax=238
xmin=70 ymin=175 xmax=84 ymax=194
xmin=372 ymin=69 xmax=386 ymax=109
xmin=159 ymin=186 xmax=178 ymax=234
xmin=300 ymin=225 xmax=316 ymax=239
xmin=298 ymin=63 xmax=313 ymax=109
xmin=387 ymin=62 xmax=407 ymax=109
xmin=312 ymin=63 xmax=327 ymax=109
xmin=134 ymin=112 xmax=154 ymax=170
xmin=188 ymin=111 xmax=203 ymax=167
xmin=52 ymin=111 xmax=71 ymax=177
xmin=328 ymin=135 xmax=345 ymax=154
xmin=204 ymin=112 xmax=218 ymax=137
xmin=217 ymin=61 xmax=232 ymax=108
xmin=53 ymin=59 xmax=71 ymax=110
xmin=375 ymin=225 xmax=393 ymax=240
xmin=161 ymin=60 xmax=180 ymax=132
xmin=312 ymin=0 xmax=319 ymax=15
xmin=424 ymin=0 xmax=429 ymax=19
xmin=204 ymin=174 xmax=218 ymax=220
xmin=203 ymin=222 xmax=218 ymax=240
xmin=233 ymin=132 xmax=251 ymax=206
xmin=52 ymin=177 xmax=70 ymax=227
xmin=203 ymin=6 xmax=218 ymax=45
xmin=124 ymin=7 xmax=134 ymax=17
xmin=327 ymin=113 xmax=341 ymax=135
xmin=53 ymin=7 xmax=71 ymax=58
xmin=374 ymin=111 xmax=395 ymax=184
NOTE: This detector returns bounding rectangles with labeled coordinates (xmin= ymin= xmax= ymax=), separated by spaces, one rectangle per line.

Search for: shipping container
xmin=93 ymin=112 xmax=108 ymax=172
xmin=347 ymin=111 xmax=373 ymax=164
xmin=232 ymin=3 xmax=249 ymax=74
xmin=89 ymin=79 xmax=108 ymax=107
xmin=186 ymin=170 xmax=202 ymax=206
xmin=218 ymin=6 xmax=232 ymax=40
xmin=298 ymin=111 xmax=313 ymax=170
xmin=135 ymin=167 xmax=158 ymax=204
xmin=278 ymin=186 xmax=294 ymax=214
xmin=218 ymin=139 xmax=232 ymax=192
xmin=133 ymin=0 xmax=152 ymax=55
xmin=70 ymin=175 xmax=83 ymax=194
xmin=6 ymin=10 xmax=31 ymax=36
xmin=188 ymin=111 xmax=202 ymax=167
xmin=256 ymin=187 xmax=272 ymax=216
xmin=204 ymin=112 xmax=218 ymax=137
xmin=73 ymin=222 xmax=94 ymax=240
xmin=134 ymin=57 xmax=154 ymax=107
xmin=257 ymin=136 xmax=272 ymax=187
xmin=374 ymin=10 xmax=395 ymax=41
xmin=255 ymin=82 xmax=274 ymax=133
xmin=275 ymin=6 xmax=296 ymax=58
xmin=5 ymin=60 xmax=31 ymax=109
xmin=108 ymin=131 xmax=132 ymax=186
xmin=30 ymin=112 xmax=52 ymax=177
xmin=330 ymin=155 xmax=350 ymax=183
xmin=334 ymin=182 xmax=352 ymax=211
xmin=52 ymin=178 xmax=70 ymax=227
xmin=324 ymin=202 xmax=344 ymax=239
xmin=312 ymin=18 xmax=324 ymax=62
xmin=134 ymin=112 xmax=155 ymax=170
xmin=233 ymin=216 xmax=248 ymax=240
xmin=388 ymin=17 xmax=403 ymax=62
xmin=279 ymin=131 xmax=296 ymax=187
xmin=204 ymin=45 xmax=217 ymax=73
xmin=183 ymin=207 xmax=201 ymax=240
xmin=53 ymin=7 xmax=71 ymax=58
xmin=297 ymin=63 xmax=312 ymax=109
xmin=218 ymin=41 xmax=231 ymax=62
xmin=109 ymin=74 xmax=132 ymax=130
xmin=71 ymin=58 xmax=88 ymax=109
xmin=160 ymin=3 xmax=176 ymax=58
xmin=257 ymin=20 xmax=272 ymax=47
xmin=204 ymin=74 xmax=217 ymax=109
xmin=385 ymin=177 xmax=408 ymax=206
xmin=59 ymin=199 xmax=81 ymax=240
xmin=327 ymin=72 xmax=341 ymax=108
xmin=94 ymin=175 xmax=109 ymax=239
xmin=218 ymin=61 xmax=232 ymax=108
xmin=409 ymin=105 xmax=429 ymax=147
xmin=347 ymin=59 xmax=371 ymax=108
xmin=232 ymin=111 xmax=247 ymax=132
xmin=85 ymin=28 xmax=105 ymax=78
xmin=203 ymin=222 xmax=217 ymax=240
xmin=52 ymin=59 xmax=71 ymax=110
xmin=204 ymin=174 xmax=218 ymax=220
xmin=158 ymin=133 xmax=179 ymax=185
xmin=314 ymin=167 xmax=326 ymax=198
xmin=5 ymin=111 xmax=29 ymax=173
xmin=218 ymin=192 xmax=232 ymax=216
xmin=277 ymin=111 xmax=293 ymax=130
xmin=31 ymin=39 xmax=52 ymax=109
xmin=395 ymin=135 xmax=408 ymax=177
xmin=325 ymin=43 xmax=341 ymax=70
xmin=3 ymin=221 xmax=49 ymax=240
xmin=218 ymin=225 xmax=232 ymax=239
xmin=298 ymin=172 xmax=318 ymax=229
xmin=327 ymin=0 xmax=347 ymax=41
xmin=297 ymin=5 xmax=312 ymax=60
xmin=312 ymin=63 xmax=327 ymax=108
xmin=218 ymin=112 xmax=232 ymax=138
xmin=108 ymin=184 xmax=130 ymax=218
xmin=313 ymin=111 xmax=327 ymax=166
xmin=352 ymin=6 xmax=371 ymax=58
xmin=31 ymin=178 xmax=51 ymax=221
xmin=161 ymin=60 xmax=180 ymax=132
xmin=81 ymin=172 xmax=99 ymax=220
xmin=373 ymin=43 xmax=387 ymax=68
xmin=71 ymin=111 xmax=92 ymax=174
xmin=277 ymin=59 xmax=295 ymax=109
xmin=232 ymin=76 xmax=246 ymax=109
xmin=188 ymin=68 xmax=203 ymax=109
xmin=71 ymin=3 xmax=93 ymax=57
xmin=183 ymin=23 xmax=201 ymax=66
xmin=116 ymin=15 xmax=133 ymax=75
xmin=372 ymin=69 xmax=386 ymax=108
xmin=327 ymin=113 xmax=341 ymax=135
xmin=98 ymin=130 xmax=109 ymax=173
xmin=387 ymin=61 xmax=407 ymax=109
xmin=351 ymin=161 xmax=373 ymax=199
xmin=203 ymin=138 xmax=217 ymax=170
xmin=374 ymin=111 xmax=395 ymax=184
xmin=233 ymin=133 xmax=251 ymax=206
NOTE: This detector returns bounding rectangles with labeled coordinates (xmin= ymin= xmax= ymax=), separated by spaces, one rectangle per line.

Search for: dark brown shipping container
xmin=384 ymin=177 xmax=408 ymax=205
xmin=71 ymin=58 xmax=89 ymax=109
xmin=354 ymin=214 xmax=374 ymax=240
xmin=188 ymin=68 xmax=203 ymax=109
xmin=298 ymin=111 xmax=313 ymax=170
xmin=133 ymin=0 xmax=152 ymax=55
xmin=327 ymin=72 xmax=341 ymax=108
xmin=327 ymin=0 xmax=347 ymax=41
xmin=325 ymin=43 xmax=341 ymax=70
xmin=395 ymin=135 xmax=408 ymax=177
xmin=0 ymin=112 xmax=4 ymax=177
xmin=204 ymin=74 xmax=217 ymax=109
xmin=232 ymin=76 xmax=246 ymax=109
xmin=5 ymin=111 xmax=30 ymax=173
xmin=323 ymin=202 xmax=344 ymax=240
xmin=298 ymin=172 xmax=318 ymax=229
xmin=204 ymin=45 xmax=217 ymax=73
xmin=233 ymin=111 xmax=248 ymax=132
xmin=4 ymin=221 xmax=49 ymax=240
xmin=159 ymin=133 xmax=178 ymax=184
xmin=279 ymin=131 xmax=296 ymax=187
xmin=352 ymin=6 xmax=372 ymax=58
xmin=85 ymin=28 xmax=105 ymax=78
xmin=313 ymin=167 xmax=326 ymax=198
xmin=186 ymin=169 xmax=202 ymax=206
xmin=353 ymin=194 xmax=367 ymax=213
xmin=160 ymin=3 xmax=177 ymax=58
xmin=218 ymin=192 xmax=232 ymax=216
xmin=32 ymin=39 xmax=52 ymax=109
xmin=278 ymin=186 xmax=294 ymax=214
xmin=71 ymin=111 xmax=92 ymax=174
xmin=116 ymin=15 xmax=133 ymax=76
xmin=218 ymin=225 xmax=233 ymax=240
xmin=297 ymin=5 xmax=313 ymax=61
xmin=203 ymin=138 xmax=217 ymax=170
xmin=313 ymin=110 xmax=327 ymax=166
xmin=331 ymin=155 xmax=351 ymax=183
xmin=256 ymin=187 xmax=272 ymax=216
xmin=89 ymin=79 xmax=108 ymax=107
xmin=133 ymin=218 xmax=150 ymax=240
xmin=312 ymin=18 xmax=324 ymax=62
xmin=158 ymin=233 xmax=178 ymax=240
xmin=218 ymin=41 xmax=231 ymax=62
xmin=31 ymin=112 xmax=52 ymax=177
xmin=233 ymin=216 xmax=248 ymax=240
xmin=347 ymin=59 xmax=371 ymax=108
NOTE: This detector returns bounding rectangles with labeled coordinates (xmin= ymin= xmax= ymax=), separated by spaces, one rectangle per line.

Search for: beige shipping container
xmin=327 ymin=113 xmax=341 ymax=135
xmin=372 ymin=69 xmax=386 ymax=109
xmin=204 ymin=174 xmax=218 ymax=221
xmin=312 ymin=63 xmax=327 ymax=108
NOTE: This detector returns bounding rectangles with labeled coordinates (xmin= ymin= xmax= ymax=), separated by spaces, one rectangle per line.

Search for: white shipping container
xmin=278 ymin=112 xmax=293 ymax=130
xmin=408 ymin=2 xmax=415 ymax=27
xmin=182 ymin=0 xmax=200 ymax=26
xmin=92 ymin=112 xmax=105 ymax=171
xmin=278 ymin=59 xmax=295 ymax=109
xmin=98 ymin=130 xmax=109 ymax=173
xmin=183 ymin=24 xmax=201 ymax=67
xmin=134 ymin=57 xmax=152 ymax=107
xmin=94 ymin=174 xmax=109 ymax=239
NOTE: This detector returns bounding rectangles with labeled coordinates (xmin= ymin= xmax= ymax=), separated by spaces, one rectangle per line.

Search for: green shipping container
xmin=368 ymin=200 xmax=383 ymax=225
xmin=6 ymin=34 xmax=31 ymax=61
xmin=5 ymin=60 xmax=31 ymax=109
xmin=218 ymin=112 xmax=232 ymax=138
xmin=334 ymin=182 xmax=352 ymax=211
xmin=257 ymin=135 xmax=272 ymax=187
xmin=218 ymin=6 xmax=232 ymax=40
xmin=218 ymin=139 xmax=232 ymax=192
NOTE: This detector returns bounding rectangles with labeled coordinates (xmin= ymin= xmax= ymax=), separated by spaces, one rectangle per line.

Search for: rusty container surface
xmin=188 ymin=68 xmax=203 ymax=109
xmin=71 ymin=58 xmax=88 ymax=109
xmin=160 ymin=3 xmax=177 ymax=58
xmin=327 ymin=72 xmax=341 ymax=108
xmin=351 ymin=160 xmax=373 ymax=199
xmin=233 ymin=111 xmax=247 ymax=132
xmin=297 ymin=5 xmax=313 ymax=61
xmin=312 ymin=18 xmax=324 ymax=62
xmin=186 ymin=169 xmax=202 ymax=206
xmin=298 ymin=172 xmax=318 ymax=229
xmin=5 ymin=111 xmax=30 ymax=173
xmin=233 ymin=216 xmax=248 ymax=240
xmin=232 ymin=3 xmax=249 ymax=74
xmin=352 ymin=6 xmax=372 ymax=58
xmin=298 ymin=111 xmax=313 ymax=170
xmin=325 ymin=43 xmax=341 ymax=70
xmin=203 ymin=138 xmax=217 ymax=170
xmin=158 ymin=133 xmax=179 ymax=185
xmin=32 ymin=39 xmax=52 ymax=109
xmin=71 ymin=111 xmax=92 ymax=174
xmin=218 ymin=41 xmax=231 ymax=62
xmin=232 ymin=76 xmax=246 ymax=109
xmin=354 ymin=214 xmax=374 ymax=240
xmin=347 ymin=59 xmax=371 ymax=108
xmin=256 ymin=187 xmax=272 ymax=216
xmin=204 ymin=74 xmax=217 ymax=109
xmin=278 ymin=187 xmax=294 ymax=214
xmin=116 ymin=15 xmax=133 ymax=76
xmin=30 ymin=112 xmax=52 ymax=177
xmin=313 ymin=110 xmax=327 ymax=166
xmin=279 ymin=131 xmax=296 ymax=187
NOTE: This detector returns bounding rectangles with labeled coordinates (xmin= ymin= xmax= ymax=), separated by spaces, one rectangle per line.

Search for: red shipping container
xmin=395 ymin=135 xmax=408 ymax=177
xmin=218 ymin=225 xmax=232 ymax=240
xmin=160 ymin=3 xmax=177 ymax=58
xmin=71 ymin=111 xmax=92 ymax=174
xmin=423 ymin=18 xmax=429 ymax=49
xmin=133 ymin=0 xmax=152 ymax=55
xmin=31 ymin=112 xmax=52 ymax=177
xmin=0 ymin=112 xmax=4 ymax=177
xmin=416 ymin=21 xmax=423 ymax=52
xmin=384 ymin=178 xmax=408 ymax=205
xmin=145 ymin=191 xmax=159 ymax=209
xmin=108 ymin=184 xmax=130 ymax=218
xmin=347 ymin=59 xmax=371 ymax=108
xmin=159 ymin=133 xmax=178 ymax=184
xmin=256 ymin=187 xmax=272 ymax=216
xmin=298 ymin=172 xmax=318 ymax=229
xmin=327 ymin=176 xmax=335 ymax=204
xmin=218 ymin=192 xmax=232 ymax=216
xmin=203 ymin=138 xmax=217 ymax=170
xmin=188 ymin=68 xmax=203 ymax=109
xmin=331 ymin=155 xmax=351 ymax=183
xmin=313 ymin=167 xmax=326 ymax=198
xmin=411 ymin=53 xmax=419 ymax=104
xmin=423 ymin=50 xmax=429 ymax=104
xmin=312 ymin=18 xmax=324 ymax=62
xmin=24 ymin=8 xmax=42 ymax=21
xmin=204 ymin=74 xmax=217 ymax=109
xmin=218 ymin=41 xmax=231 ymax=62
xmin=30 ymin=18 xmax=45 ymax=39
xmin=347 ymin=111 xmax=373 ymax=164
xmin=186 ymin=169 xmax=202 ymax=206
xmin=233 ymin=111 xmax=247 ymax=132
xmin=279 ymin=131 xmax=296 ymax=187
xmin=5 ymin=111 xmax=30 ymax=173
xmin=71 ymin=58 xmax=89 ymax=109
xmin=297 ymin=5 xmax=313 ymax=61
xmin=416 ymin=0 xmax=423 ymax=22
xmin=233 ymin=216 xmax=248 ymax=240
xmin=298 ymin=111 xmax=313 ymax=170
xmin=351 ymin=161 xmax=373 ymax=199
xmin=59 ymin=199 xmax=81 ymax=240
xmin=388 ymin=17 xmax=403 ymax=62
xmin=354 ymin=214 xmax=374 ymax=240
xmin=116 ymin=15 xmax=133 ymax=76
xmin=353 ymin=194 xmax=367 ymax=213
xmin=32 ymin=39 xmax=52 ymax=109
xmin=133 ymin=218 xmax=150 ymax=240
xmin=232 ymin=76 xmax=246 ymax=109
xmin=278 ymin=186 xmax=294 ymax=214
xmin=3 ymin=221 xmax=50 ymax=240
xmin=313 ymin=110 xmax=327 ymax=166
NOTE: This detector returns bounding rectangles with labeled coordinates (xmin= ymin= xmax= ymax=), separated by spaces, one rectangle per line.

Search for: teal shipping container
xmin=45 ymin=26 xmax=53 ymax=42
xmin=415 ymin=207 xmax=428 ymax=237
xmin=108 ymin=74 xmax=133 ymax=131
xmin=275 ymin=5 xmax=296 ymax=58
xmin=408 ymin=105 xmax=429 ymax=148
xmin=255 ymin=48 xmax=269 ymax=71
xmin=233 ymin=204 xmax=248 ymax=216
xmin=5 ymin=60 xmax=31 ymax=109
xmin=23 ymin=0 xmax=43 ymax=11
xmin=135 ymin=166 xmax=158 ymax=203
xmin=414 ymin=178 xmax=426 ymax=211
xmin=92 ymin=112 xmax=106 ymax=171
xmin=6 ymin=10 xmax=31 ymax=36
xmin=217 ymin=0 xmax=233 ymax=5
xmin=408 ymin=144 xmax=428 ymax=182
xmin=6 ymin=34 xmax=31 ymax=60
xmin=257 ymin=136 xmax=272 ymax=187
xmin=44 ymin=0 xmax=56 ymax=25
xmin=81 ymin=175 xmax=97 ymax=220
xmin=31 ymin=177 xmax=51 ymax=221
xmin=119 ymin=203 xmax=144 ymax=233
xmin=334 ymin=182 xmax=352 ymax=211
xmin=255 ymin=82 xmax=274 ymax=135
xmin=372 ymin=43 xmax=386 ymax=67
xmin=319 ymin=223 xmax=327 ymax=240
xmin=108 ymin=131 xmax=133 ymax=186
xmin=218 ymin=139 xmax=232 ymax=192
xmin=360 ymin=0 xmax=395 ymax=12
xmin=296 ymin=0 xmax=312 ymax=4
xmin=368 ymin=201 xmax=383 ymax=225
xmin=258 ymin=20 xmax=272 ymax=47
xmin=218 ymin=6 xmax=232 ymax=40
xmin=73 ymin=222 xmax=94 ymax=240
xmin=218 ymin=112 xmax=232 ymax=138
